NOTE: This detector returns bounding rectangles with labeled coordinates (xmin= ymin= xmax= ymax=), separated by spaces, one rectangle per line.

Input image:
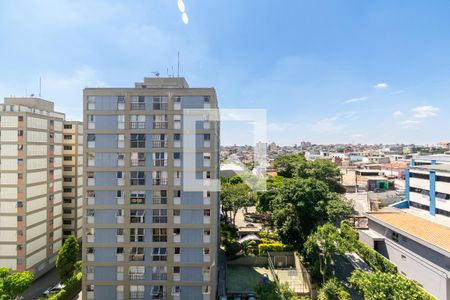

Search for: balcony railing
xmin=153 ymin=160 xmax=167 ymax=167
xmin=131 ymin=159 xmax=146 ymax=167
xmin=130 ymin=179 xmax=146 ymax=186
xmin=128 ymin=273 xmax=145 ymax=280
xmin=130 ymin=292 xmax=144 ymax=300
xmin=152 ymin=141 xmax=168 ymax=148
xmin=129 ymin=254 xmax=145 ymax=261
xmin=131 ymin=122 xmax=146 ymax=129
xmin=153 ymin=103 xmax=168 ymax=111
xmin=152 ymin=216 xmax=168 ymax=224
xmin=152 ymin=178 xmax=168 ymax=185
xmin=153 ymin=122 xmax=168 ymax=129
xmin=152 ymin=273 xmax=168 ymax=281
xmin=130 ymin=141 xmax=146 ymax=148
xmin=131 ymin=103 xmax=145 ymax=110
xmin=152 ymin=197 xmax=167 ymax=205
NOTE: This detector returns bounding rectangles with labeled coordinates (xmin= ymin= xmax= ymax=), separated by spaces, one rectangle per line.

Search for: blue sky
xmin=1 ymin=0 xmax=450 ymax=145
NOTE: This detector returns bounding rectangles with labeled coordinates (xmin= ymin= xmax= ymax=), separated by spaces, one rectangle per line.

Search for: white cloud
xmin=393 ymin=111 xmax=403 ymax=118
xmin=400 ymin=120 xmax=421 ymax=129
xmin=343 ymin=96 xmax=368 ymax=104
xmin=269 ymin=122 xmax=301 ymax=132
xmin=311 ymin=111 xmax=356 ymax=134
xmin=374 ymin=83 xmax=389 ymax=89
xmin=412 ymin=105 xmax=440 ymax=118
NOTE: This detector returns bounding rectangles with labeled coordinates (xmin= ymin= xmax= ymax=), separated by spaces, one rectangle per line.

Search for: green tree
xmin=318 ymin=278 xmax=352 ymax=300
xmin=221 ymin=183 xmax=253 ymax=225
xmin=229 ymin=175 xmax=243 ymax=185
xmin=56 ymin=235 xmax=80 ymax=283
xmin=272 ymin=178 xmax=335 ymax=250
xmin=256 ymin=176 xmax=284 ymax=213
xmin=273 ymin=154 xmax=306 ymax=178
xmin=326 ymin=195 xmax=353 ymax=226
xmin=304 ymin=224 xmax=349 ymax=282
xmin=349 ymin=270 xmax=434 ymax=300
xmin=0 ymin=268 xmax=10 ymax=280
xmin=295 ymin=159 xmax=346 ymax=194
xmin=1 ymin=271 xmax=33 ymax=299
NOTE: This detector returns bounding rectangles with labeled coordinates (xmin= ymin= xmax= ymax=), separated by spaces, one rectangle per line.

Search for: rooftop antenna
xmin=177 ymin=51 xmax=180 ymax=77
xmin=152 ymin=71 xmax=160 ymax=77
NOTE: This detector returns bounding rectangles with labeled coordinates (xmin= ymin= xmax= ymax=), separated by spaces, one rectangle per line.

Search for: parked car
xmin=245 ymin=223 xmax=256 ymax=228
xmin=244 ymin=216 xmax=255 ymax=223
xmin=42 ymin=283 xmax=65 ymax=296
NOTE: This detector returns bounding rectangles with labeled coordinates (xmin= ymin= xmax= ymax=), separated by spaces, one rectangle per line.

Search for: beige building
xmin=0 ymin=98 xmax=65 ymax=277
xmin=62 ymin=121 xmax=84 ymax=240
xmin=82 ymin=77 xmax=219 ymax=300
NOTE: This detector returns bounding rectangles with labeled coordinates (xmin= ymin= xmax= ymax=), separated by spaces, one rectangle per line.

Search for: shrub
xmin=258 ymin=242 xmax=291 ymax=253
xmin=318 ymin=278 xmax=351 ymax=300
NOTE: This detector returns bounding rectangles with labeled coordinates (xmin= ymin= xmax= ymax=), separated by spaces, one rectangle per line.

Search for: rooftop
xmin=368 ymin=210 xmax=450 ymax=254
xmin=412 ymin=164 xmax=450 ymax=173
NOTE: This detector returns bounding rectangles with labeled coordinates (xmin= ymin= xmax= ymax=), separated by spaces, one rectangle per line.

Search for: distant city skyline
xmin=1 ymin=1 xmax=450 ymax=145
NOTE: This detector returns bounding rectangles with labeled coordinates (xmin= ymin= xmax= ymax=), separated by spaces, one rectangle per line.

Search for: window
xmin=130 ymin=171 xmax=145 ymax=186
xmin=130 ymin=228 xmax=145 ymax=242
xmin=87 ymin=134 xmax=96 ymax=141
xmin=131 ymin=96 xmax=145 ymax=110
xmin=152 ymin=190 xmax=167 ymax=204
xmin=64 ymin=124 xmax=72 ymax=129
xmin=17 ymin=201 xmax=23 ymax=208
xmin=17 ymin=130 xmax=24 ymax=136
xmin=204 ymin=209 xmax=210 ymax=217
xmin=392 ymin=232 xmax=399 ymax=242
xmin=152 ymin=228 xmax=167 ymax=242
xmin=18 ymin=116 xmax=23 ymax=122
xmin=130 ymin=115 xmax=146 ymax=129
xmin=63 ymin=177 xmax=72 ymax=182
xmin=63 ymin=198 xmax=72 ymax=204
xmin=152 ymin=134 xmax=167 ymax=148
xmin=131 ymin=152 xmax=146 ymax=167
xmin=63 ymin=188 xmax=72 ymax=193
xmin=152 ymin=96 xmax=168 ymax=111
xmin=204 ymin=133 xmax=211 ymax=141
xmin=153 ymin=152 xmax=167 ymax=167
xmin=153 ymin=115 xmax=168 ymax=129
xmin=130 ymin=247 xmax=145 ymax=261
xmin=130 ymin=210 xmax=145 ymax=223
xmin=174 ymin=247 xmax=180 ymax=255
xmin=173 ymin=209 xmax=180 ymax=217
xmin=87 ymin=209 xmax=95 ymax=217
xmin=118 ymin=96 xmax=125 ymax=103
xmin=63 ymin=208 xmax=72 ymax=214
xmin=174 ymin=133 xmax=181 ymax=141
xmin=152 ymin=209 xmax=168 ymax=223
xmin=152 ymin=266 xmax=167 ymax=281
xmin=64 ymin=166 xmax=73 ymax=172
xmin=17 ymin=144 xmax=23 ymax=150
xmin=130 ymin=134 xmax=146 ymax=148
xmin=204 ymin=96 xmax=210 ymax=103
xmin=174 ymin=152 xmax=181 ymax=160
xmin=64 ymin=156 xmax=72 ymax=161
xmin=130 ymin=191 xmax=146 ymax=205
xmin=152 ymin=248 xmax=167 ymax=261
xmin=64 ymin=145 xmax=72 ymax=151
xmin=64 ymin=135 xmax=72 ymax=140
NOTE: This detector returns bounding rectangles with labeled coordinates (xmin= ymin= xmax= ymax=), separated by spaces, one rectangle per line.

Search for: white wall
xmin=26 ymin=235 xmax=46 ymax=255
xmin=1 ymin=116 xmax=18 ymax=127
xmin=27 ymin=171 xmax=47 ymax=184
xmin=0 ymin=259 xmax=16 ymax=270
xmin=0 ymin=187 xmax=17 ymax=199
xmin=0 ymin=130 xmax=17 ymax=142
xmin=0 ymin=244 xmax=16 ymax=256
xmin=27 ymin=158 xmax=47 ymax=170
xmin=54 ymin=192 xmax=62 ymax=204
xmin=26 ymin=248 xmax=46 ymax=268
xmin=0 ymin=201 xmax=17 ymax=213
xmin=54 ymin=145 xmax=62 ymax=155
xmin=0 ymin=159 xmax=18 ymax=171
xmin=1 ymin=173 xmax=17 ymax=185
xmin=27 ymin=183 xmax=47 ymax=199
xmin=0 ymin=216 xmax=16 ymax=227
xmin=0 ymin=230 xmax=16 ymax=242
xmin=1 ymin=144 xmax=17 ymax=156
xmin=26 ymin=209 xmax=47 ymax=227
xmin=54 ymin=204 xmax=62 ymax=216
xmin=54 ymin=133 xmax=62 ymax=143
xmin=27 ymin=223 xmax=46 ymax=241
xmin=27 ymin=145 xmax=47 ymax=156
xmin=27 ymin=131 xmax=47 ymax=143
xmin=27 ymin=196 xmax=47 ymax=213
xmin=54 ymin=157 xmax=62 ymax=167
xmin=27 ymin=117 xmax=47 ymax=130
xmin=53 ymin=217 xmax=62 ymax=228
xmin=54 ymin=120 xmax=63 ymax=131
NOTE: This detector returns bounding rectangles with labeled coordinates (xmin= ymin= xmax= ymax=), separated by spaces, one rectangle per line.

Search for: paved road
xmin=21 ymin=266 xmax=59 ymax=300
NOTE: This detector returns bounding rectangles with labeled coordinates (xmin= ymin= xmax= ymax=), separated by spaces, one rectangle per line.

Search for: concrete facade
xmin=62 ymin=121 xmax=84 ymax=240
xmin=0 ymin=98 xmax=65 ymax=278
xmin=82 ymin=77 xmax=219 ymax=300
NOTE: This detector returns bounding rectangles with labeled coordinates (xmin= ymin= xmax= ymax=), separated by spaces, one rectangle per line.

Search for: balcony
xmin=130 ymin=292 xmax=144 ymax=300
xmin=174 ymin=140 xmax=181 ymax=148
xmin=117 ymin=273 xmax=124 ymax=281
xmin=174 ymin=254 xmax=180 ymax=263
xmin=129 ymin=254 xmax=145 ymax=261
xmin=130 ymin=179 xmax=146 ymax=186
xmin=153 ymin=122 xmax=168 ymax=129
xmin=87 ymin=273 xmax=94 ymax=281
xmin=88 ymin=141 xmax=95 ymax=148
xmin=117 ymin=178 xmax=124 ymax=186
xmin=203 ymin=216 xmax=211 ymax=224
xmin=152 ymin=178 xmax=168 ymax=186
xmin=88 ymin=122 xmax=95 ymax=129
xmin=87 ymin=216 xmax=94 ymax=224
xmin=117 ymin=235 xmax=124 ymax=243
xmin=203 ymin=197 xmax=211 ymax=205
xmin=152 ymin=141 xmax=167 ymax=148
xmin=153 ymin=103 xmax=168 ymax=111
xmin=128 ymin=273 xmax=145 ymax=281
xmin=131 ymin=103 xmax=145 ymax=110
xmin=174 ymin=216 xmax=181 ymax=224
xmin=152 ymin=273 xmax=168 ymax=281
xmin=203 ymin=254 xmax=211 ymax=263
xmin=130 ymin=141 xmax=146 ymax=148
xmin=116 ymin=253 xmax=124 ymax=261
xmin=174 ymin=197 xmax=181 ymax=205
xmin=203 ymin=160 xmax=211 ymax=167
xmin=87 ymin=178 xmax=95 ymax=186
xmin=173 ymin=273 xmax=180 ymax=281
xmin=203 ymin=273 xmax=211 ymax=281
xmin=174 ymin=159 xmax=181 ymax=167
xmin=87 ymin=291 xmax=94 ymax=300
xmin=87 ymin=197 xmax=95 ymax=205
xmin=87 ymin=235 xmax=94 ymax=243
xmin=153 ymin=160 xmax=167 ymax=167
xmin=87 ymin=254 xmax=95 ymax=261
xmin=131 ymin=159 xmax=146 ymax=167
xmin=130 ymin=122 xmax=146 ymax=130
xmin=116 ymin=216 xmax=124 ymax=224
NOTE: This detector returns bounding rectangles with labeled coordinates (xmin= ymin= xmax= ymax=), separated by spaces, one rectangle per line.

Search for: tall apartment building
xmin=0 ymin=98 xmax=65 ymax=278
xmin=62 ymin=121 xmax=84 ymax=240
xmin=83 ymin=77 xmax=219 ymax=300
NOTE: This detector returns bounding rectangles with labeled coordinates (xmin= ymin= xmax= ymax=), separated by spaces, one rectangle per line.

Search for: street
xmin=21 ymin=267 xmax=59 ymax=300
